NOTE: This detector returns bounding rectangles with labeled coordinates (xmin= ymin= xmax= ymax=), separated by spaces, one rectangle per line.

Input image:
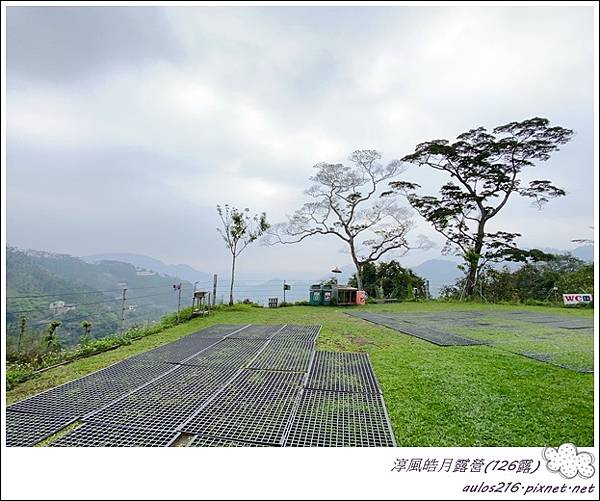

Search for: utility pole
xmin=120 ymin=287 xmax=127 ymax=331
xmin=212 ymin=274 xmax=218 ymax=308
xmin=18 ymin=315 xmax=27 ymax=352
xmin=425 ymin=280 xmax=430 ymax=299
xmin=177 ymin=283 xmax=182 ymax=322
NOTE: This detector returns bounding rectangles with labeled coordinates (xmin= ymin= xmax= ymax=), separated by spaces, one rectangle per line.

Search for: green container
xmin=309 ymin=285 xmax=323 ymax=305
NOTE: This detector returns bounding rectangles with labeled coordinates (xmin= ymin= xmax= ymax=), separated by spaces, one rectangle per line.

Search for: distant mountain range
xmin=7 ymin=244 xmax=593 ymax=341
xmin=83 ymin=253 xmax=211 ymax=284
xmin=410 ymin=245 xmax=594 ymax=296
xmin=322 ymin=245 xmax=593 ymax=297
xmin=541 ymin=244 xmax=593 ymax=262
xmin=6 ymin=247 xmax=194 ymax=346
xmin=411 ymin=259 xmax=463 ymax=296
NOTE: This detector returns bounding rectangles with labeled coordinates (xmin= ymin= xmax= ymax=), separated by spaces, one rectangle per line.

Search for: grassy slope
xmin=6 ymin=302 xmax=594 ymax=447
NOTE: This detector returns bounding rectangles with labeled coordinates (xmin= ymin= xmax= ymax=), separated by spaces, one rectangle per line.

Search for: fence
xmin=5 ymin=274 xmax=445 ymax=351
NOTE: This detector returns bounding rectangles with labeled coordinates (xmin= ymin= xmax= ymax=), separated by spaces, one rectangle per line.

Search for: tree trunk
xmin=465 ymin=222 xmax=485 ymax=297
xmin=229 ymin=254 xmax=236 ymax=306
xmin=349 ymin=242 xmax=363 ymax=291
xmin=353 ymin=261 xmax=363 ymax=290
xmin=465 ymin=258 xmax=478 ymax=297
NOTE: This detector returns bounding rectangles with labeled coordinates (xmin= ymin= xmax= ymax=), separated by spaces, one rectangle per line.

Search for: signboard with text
xmin=562 ymin=293 xmax=593 ymax=306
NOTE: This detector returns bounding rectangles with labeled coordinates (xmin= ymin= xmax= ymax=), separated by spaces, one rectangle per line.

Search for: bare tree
xmin=217 ymin=205 xmax=269 ymax=306
xmin=266 ymin=150 xmax=429 ymax=289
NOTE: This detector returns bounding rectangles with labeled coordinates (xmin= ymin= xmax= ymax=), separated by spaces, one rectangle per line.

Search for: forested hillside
xmin=6 ymin=247 xmax=193 ymax=347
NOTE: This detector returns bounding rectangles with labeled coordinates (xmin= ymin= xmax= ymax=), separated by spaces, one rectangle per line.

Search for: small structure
xmin=268 ymin=297 xmax=278 ymax=308
xmin=191 ymin=290 xmax=210 ymax=317
xmin=48 ymin=300 xmax=76 ymax=315
xmin=309 ymin=284 xmax=366 ymax=306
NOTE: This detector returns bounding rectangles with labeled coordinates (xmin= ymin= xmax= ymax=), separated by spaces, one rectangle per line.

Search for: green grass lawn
xmin=6 ymin=302 xmax=594 ymax=447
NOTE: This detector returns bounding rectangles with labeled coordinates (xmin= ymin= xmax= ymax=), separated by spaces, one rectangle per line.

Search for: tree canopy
xmin=267 ymin=150 xmax=430 ymax=289
xmin=387 ymin=117 xmax=573 ymax=296
xmin=217 ymin=205 xmax=269 ymax=305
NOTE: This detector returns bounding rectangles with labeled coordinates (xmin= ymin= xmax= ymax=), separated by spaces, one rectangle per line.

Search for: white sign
xmin=562 ymin=293 xmax=593 ymax=305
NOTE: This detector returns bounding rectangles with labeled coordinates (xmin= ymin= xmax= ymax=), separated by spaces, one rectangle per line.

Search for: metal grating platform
xmin=348 ymin=312 xmax=484 ymax=346
xmin=284 ymin=390 xmax=396 ymax=447
xmin=8 ymin=359 xmax=175 ymax=418
xmin=191 ymin=324 xmax=251 ymax=337
xmin=189 ymin=435 xmax=269 ymax=447
xmin=246 ymin=339 xmax=314 ymax=372
xmin=554 ymin=322 xmax=594 ymax=330
xmin=180 ymin=370 xmax=305 ymax=445
xmin=131 ymin=336 xmax=221 ymax=364
xmin=307 ymin=351 xmax=381 ymax=394
xmin=6 ymin=411 xmax=77 ymax=447
xmin=179 ymin=338 xmax=268 ymax=368
xmin=7 ymin=324 xmax=399 ymax=447
xmin=50 ymin=422 xmax=179 ymax=447
xmin=86 ymin=365 xmax=238 ymax=431
xmin=273 ymin=325 xmax=321 ymax=343
xmin=227 ymin=324 xmax=284 ymax=339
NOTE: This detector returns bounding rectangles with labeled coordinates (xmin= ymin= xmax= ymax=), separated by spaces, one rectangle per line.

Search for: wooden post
xmin=212 ymin=274 xmax=218 ymax=307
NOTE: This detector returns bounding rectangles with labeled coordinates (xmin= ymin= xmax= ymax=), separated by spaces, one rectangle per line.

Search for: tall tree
xmin=217 ymin=205 xmax=269 ymax=306
xmin=387 ymin=117 xmax=573 ymax=297
xmin=267 ymin=150 xmax=429 ymax=289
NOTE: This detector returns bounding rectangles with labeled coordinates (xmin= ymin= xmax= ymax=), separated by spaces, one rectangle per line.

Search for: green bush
xmin=6 ymin=363 xmax=36 ymax=390
xmin=5 ymin=306 xmax=198 ymax=390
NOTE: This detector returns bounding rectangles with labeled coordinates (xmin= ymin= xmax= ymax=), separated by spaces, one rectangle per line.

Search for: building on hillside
xmin=49 ymin=300 xmax=76 ymax=315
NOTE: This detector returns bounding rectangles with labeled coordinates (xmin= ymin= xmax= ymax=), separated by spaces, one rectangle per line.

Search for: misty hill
xmin=410 ymin=245 xmax=594 ymax=296
xmin=541 ymin=244 xmax=594 ymax=262
xmin=411 ymin=259 xmax=463 ymax=296
xmin=82 ymin=252 xmax=210 ymax=284
xmin=6 ymin=247 xmax=194 ymax=346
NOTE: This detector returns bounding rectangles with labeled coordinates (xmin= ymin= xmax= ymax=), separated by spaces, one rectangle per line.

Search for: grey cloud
xmin=7 ymin=6 xmax=181 ymax=83
xmin=5 ymin=6 xmax=595 ymax=277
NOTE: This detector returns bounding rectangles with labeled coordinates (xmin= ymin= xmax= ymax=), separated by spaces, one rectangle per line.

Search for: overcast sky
xmin=5 ymin=5 xmax=595 ymax=279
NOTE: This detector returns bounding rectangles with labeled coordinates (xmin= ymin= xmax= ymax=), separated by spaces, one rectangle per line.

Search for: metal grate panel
xmin=227 ymin=324 xmax=284 ymax=340
xmin=307 ymin=351 xmax=381 ymax=394
xmin=284 ymin=390 xmax=395 ymax=447
xmin=50 ymin=422 xmax=178 ymax=447
xmin=131 ymin=336 xmax=221 ymax=364
xmin=189 ymin=435 xmax=269 ymax=447
xmin=273 ymin=325 xmax=321 ymax=343
xmin=86 ymin=365 xmax=238 ymax=431
xmin=348 ymin=312 xmax=484 ymax=346
xmin=191 ymin=324 xmax=251 ymax=337
xmin=180 ymin=339 xmax=267 ymax=368
xmin=246 ymin=339 xmax=314 ymax=372
xmin=8 ymin=359 xmax=174 ymax=418
xmin=181 ymin=370 xmax=304 ymax=445
xmin=6 ymin=411 xmax=76 ymax=447
xmin=554 ymin=322 xmax=594 ymax=330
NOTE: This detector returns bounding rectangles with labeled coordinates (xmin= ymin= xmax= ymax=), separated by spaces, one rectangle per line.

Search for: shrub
xmin=5 ymin=306 xmax=198 ymax=391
